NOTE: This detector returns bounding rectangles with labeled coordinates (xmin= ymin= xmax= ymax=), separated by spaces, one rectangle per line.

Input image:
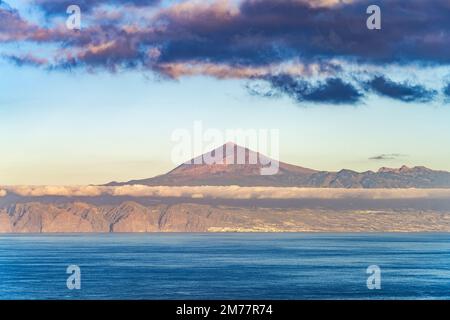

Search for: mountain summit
xmin=106 ymin=143 xmax=450 ymax=188
xmin=108 ymin=143 xmax=317 ymax=187
xmin=167 ymin=142 xmax=316 ymax=176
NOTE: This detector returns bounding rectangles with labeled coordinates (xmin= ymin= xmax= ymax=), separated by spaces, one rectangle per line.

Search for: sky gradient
xmin=1 ymin=0 xmax=450 ymax=185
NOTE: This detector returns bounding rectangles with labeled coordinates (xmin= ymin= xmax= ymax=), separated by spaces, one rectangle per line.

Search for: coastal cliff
xmin=1 ymin=201 xmax=450 ymax=233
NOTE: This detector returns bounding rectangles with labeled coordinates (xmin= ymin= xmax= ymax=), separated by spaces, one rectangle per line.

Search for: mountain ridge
xmin=106 ymin=143 xmax=450 ymax=188
xmin=2 ymin=200 xmax=450 ymax=233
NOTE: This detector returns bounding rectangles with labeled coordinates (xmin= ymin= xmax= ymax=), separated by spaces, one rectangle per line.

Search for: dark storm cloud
xmin=1 ymin=0 xmax=450 ymax=105
xmin=260 ymin=75 xmax=363 ymax=105
xmin=34 ymin=0 xmax=161 ymax=15
xmin=9 ymin=0 xmax=448 ymax=68
xmin=253 ymin=74 xmax=440 ymax=105
xmin=152 ymin=0 xmax=450 ymax=66
xmin=0 ymin=2 xmax=33 ymax=41
xmin=5 ymin=0 xmax=450 ymax=70
xmin=364 ymin=76 xmax=437 ymax=103
xmin=2 ymin=54 xmax=48 ymax=67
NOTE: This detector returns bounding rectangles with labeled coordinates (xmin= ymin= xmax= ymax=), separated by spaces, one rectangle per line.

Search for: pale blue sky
xmin=1 ymin=60 xmax=450 ymax=185
xmin=1 ymin=0 xmax=450 ymax=184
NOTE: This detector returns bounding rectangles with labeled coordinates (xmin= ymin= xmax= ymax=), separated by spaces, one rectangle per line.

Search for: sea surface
xmin=0 ymin=233 xmax=449 ymax=300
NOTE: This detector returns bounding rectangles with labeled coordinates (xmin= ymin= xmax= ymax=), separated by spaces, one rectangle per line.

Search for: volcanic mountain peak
xmin=377 ymin=165 xmax=434 ymax=174
xmin=176 ymin=142 xmax=265 ymax=168
xmin=168 ymin=142 xmax=316 ymax=177
xmin=105 ymin=143 xmax=450 ymax=188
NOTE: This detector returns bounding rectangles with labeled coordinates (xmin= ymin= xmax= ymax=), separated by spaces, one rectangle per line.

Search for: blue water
xmin=0 ymin=233 xmax=449 ymax=300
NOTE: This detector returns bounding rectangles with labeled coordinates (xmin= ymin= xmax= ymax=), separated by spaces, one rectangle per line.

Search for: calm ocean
xmin=0 ymin=233 xmax=449 ymax=300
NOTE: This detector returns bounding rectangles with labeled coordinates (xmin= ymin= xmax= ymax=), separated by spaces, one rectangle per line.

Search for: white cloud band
xmin=1 ymin=185 xmax=450 ymax=199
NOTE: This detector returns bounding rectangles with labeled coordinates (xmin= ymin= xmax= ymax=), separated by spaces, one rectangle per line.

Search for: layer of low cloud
xmin=1 ymin=0 xmax=450 ymax=105
xmin=2 ymin=185 xmax=450 ymax=200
